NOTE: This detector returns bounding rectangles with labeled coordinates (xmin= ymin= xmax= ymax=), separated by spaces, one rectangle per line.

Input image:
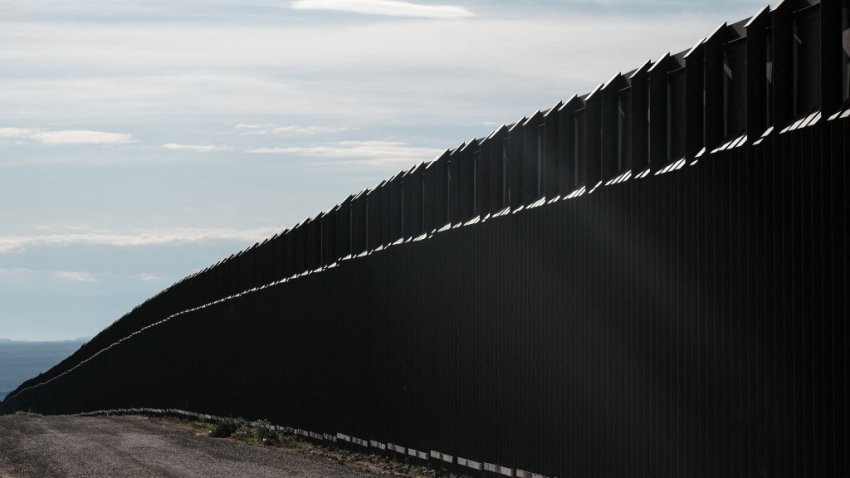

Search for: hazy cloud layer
xmin=0 ymin=127 xmax=132 ymax=145
xmin=235 ymin=124 xmax=351 ymax=136
xmin=135 ymin=273 xmax=164 ymax=282
xmin=162 ymin=143 xmax=229 ymax=152
xmin=0 ymin=228 xmax=284 ymax=254
xmin=290 ymin=0 xmax=475 ymax=19
xmin=0 ymin=268 xmax=96 ymax=283
xmin=248 ymin=140 xmax=444 ymax=167
xmin=52 ymin=271 xmax=99 ymax=283
xmin=0 ymin=13 xmax=760 ymax=130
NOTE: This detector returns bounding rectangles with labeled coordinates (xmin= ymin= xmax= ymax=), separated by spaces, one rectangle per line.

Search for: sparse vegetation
xmin=15 ymin=409 xmax=41 ymax=417
xmin=207 ymin=418 xmax=241 ymax=438
xmin=252 ymin=420 xmax=279 ymax=446
xmin=155 ymin=413 xmax=470 ymax=477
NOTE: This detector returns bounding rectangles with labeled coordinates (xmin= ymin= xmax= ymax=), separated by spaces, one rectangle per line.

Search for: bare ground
xmin=0 ymin=414 xmax=395 ymax=478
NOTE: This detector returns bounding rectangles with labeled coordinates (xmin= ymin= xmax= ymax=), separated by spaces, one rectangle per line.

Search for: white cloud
xmin=0 ymin=267 xmax=97 ymax=283
xmin=235 ymin=124 xmax=350 ymax=136
xmin=247 ymin=140 xmax=443 ymax=167
xmin=53 ymin=271 xmax=99 ymax=283
xmin=0 ymin=227 xmax=283 ymax=254
xmin=135 ymin=273 xmax=164 ymax=282
xmin=291 ymin=0 xmax=474 ymax=19
xmin=0 ymin=127 xmax=132 ymax=145
xmin=31 ymin=130 xmax=132 ymax=144
xmin=0 ymin=127 xmax=33 ymax=139
xmin=162 ymin=143 xmax=229 ymax=152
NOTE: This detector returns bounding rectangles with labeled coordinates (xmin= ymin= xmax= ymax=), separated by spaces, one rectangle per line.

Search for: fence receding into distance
xmin=4 ymin=1 xmax=850 ymax=476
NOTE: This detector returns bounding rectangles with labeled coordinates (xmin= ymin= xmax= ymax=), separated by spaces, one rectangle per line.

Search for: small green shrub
xmin=208 ymin=419 xmax=241 ymax=438
xmin=253 ymin=420 xmax=279 ymax=445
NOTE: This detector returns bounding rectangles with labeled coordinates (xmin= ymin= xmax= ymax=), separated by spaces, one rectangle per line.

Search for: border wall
xmin=3 ymin=1 xmax=849 ymax=476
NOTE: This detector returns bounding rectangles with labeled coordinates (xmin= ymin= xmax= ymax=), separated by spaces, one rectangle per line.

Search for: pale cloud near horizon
xmin=247 ymin=140 xmax=443 ymax=167
xmin=0 ymin=228 xmax=284 ymax=254
xmin=0 ymin=127 xmax=132 ymax=145
xmin=235 ymin=124 xmax=351 ymax=136
xmin=290 ymin=0 xmax=475 ymax=19
xmin=0 ymin=128 xmax=32 ymax=139
xmin=162 ymin=143 xmax=229 ymax=152
xmin=0 ymin=268 xmax=96 ymax=283
xmin=135 ymin=273 xmax=164 ymax=282
xmin=53 ymin=271 xmax=99 ymax=283
xmin=0 ymin=268 xmax=161 ymax=284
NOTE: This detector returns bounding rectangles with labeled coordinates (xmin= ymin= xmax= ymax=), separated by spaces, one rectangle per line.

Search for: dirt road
xmin=0 ymin=414 xmax=384 ymax=477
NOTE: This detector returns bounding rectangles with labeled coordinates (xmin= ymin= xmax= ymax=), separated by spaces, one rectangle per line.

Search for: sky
xmin=0 ymin=0 xmax=769 ymax=341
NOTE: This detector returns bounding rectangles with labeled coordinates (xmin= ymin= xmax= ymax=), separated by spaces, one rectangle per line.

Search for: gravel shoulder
xmin=0 ymin=414 xmax=389 ymax=478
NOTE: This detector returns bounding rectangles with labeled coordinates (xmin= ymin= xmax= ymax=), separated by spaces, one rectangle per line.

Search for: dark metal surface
xmin=3 ymin=2 xmax=847 ymax=477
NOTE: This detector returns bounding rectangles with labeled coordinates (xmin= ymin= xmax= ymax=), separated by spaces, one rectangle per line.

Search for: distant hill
xmin=0 ymin=339 xmax=88 ymax=401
